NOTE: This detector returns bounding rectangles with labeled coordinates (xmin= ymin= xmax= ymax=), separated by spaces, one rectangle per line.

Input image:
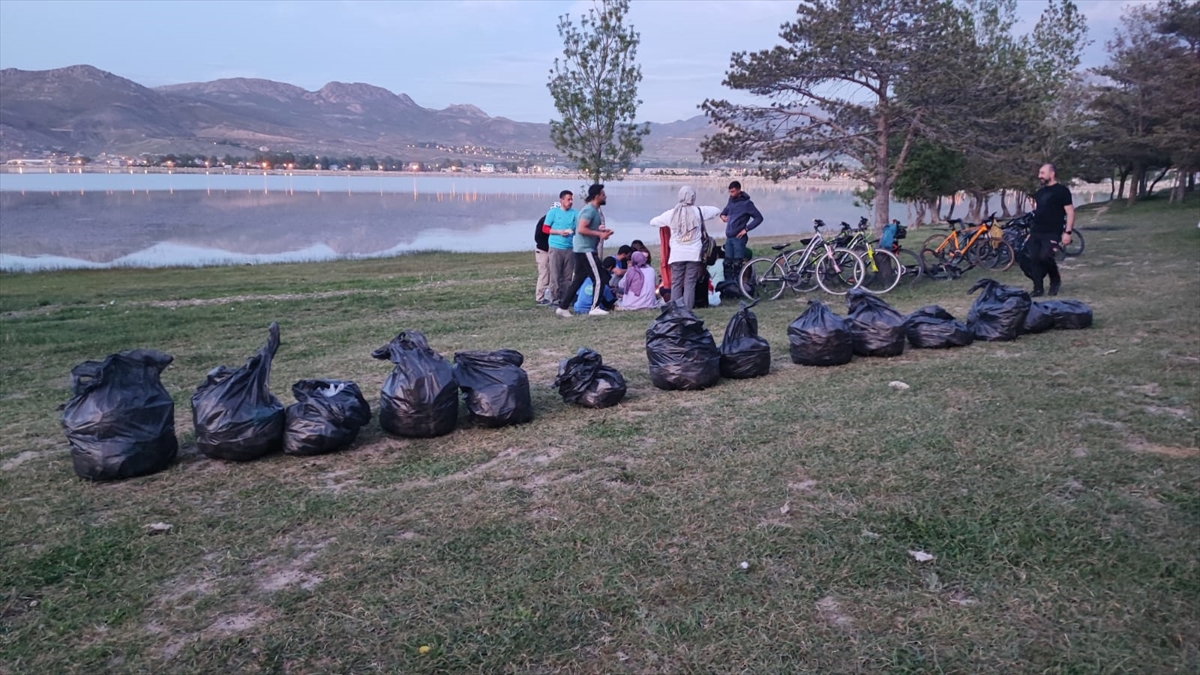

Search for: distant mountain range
xmin=0 ymin=65 xmax=713 ymax=162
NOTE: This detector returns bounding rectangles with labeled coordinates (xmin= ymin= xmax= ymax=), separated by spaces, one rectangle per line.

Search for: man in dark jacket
xmin=719 ymin=181 xmax=763 ymax=264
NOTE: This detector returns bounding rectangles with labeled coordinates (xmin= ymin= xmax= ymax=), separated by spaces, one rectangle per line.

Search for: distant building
xmin=481 ymin=163 xmax=495 ymax=173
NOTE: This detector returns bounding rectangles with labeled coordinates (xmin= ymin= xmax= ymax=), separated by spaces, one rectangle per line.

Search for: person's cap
xmin=587 ymin=183 xmax=605 ymax=200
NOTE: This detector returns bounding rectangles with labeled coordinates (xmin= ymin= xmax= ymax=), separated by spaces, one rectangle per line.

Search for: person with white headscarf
xmin=650 ymin=185 xmax=722 ymax=309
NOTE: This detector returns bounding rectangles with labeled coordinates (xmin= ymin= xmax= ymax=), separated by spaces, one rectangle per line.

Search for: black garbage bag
xmin=61 ymin=349 xmax=178 ymax=481
xmin=905 ymin=305 xmax=974 ymax=349
xmin=553 ymin=348 xmax=627 ymax=409
xmin=846 ymin=288 xmax=907 ymax=357
xmin=788 ymin=300 xmax=853 ymax=366
xmin=453 ymin=349 xmax=533 ymax=427
xmin=192 ymin=322 xmax=285 ymax=461
xmin=1022 ymin=301 xmax=1056 ymax=334
xmin=372 ymin=331 xmax=458 ymax=438
xmin=719 ymin=301 xmax=771 ymax=379
xmin=966 ymin=278 xmax=1031 ymax=341
xmin=645 ymin=303 xmax=721 ymax=390
xmin=283 ymin=380 xmax=372 ymax=456
xmin=1039 ymin=299 xmax=1094 ymax=329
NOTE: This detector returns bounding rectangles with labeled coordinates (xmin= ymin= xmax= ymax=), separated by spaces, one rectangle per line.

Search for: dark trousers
xmin=1025 ymin=235 xmax=1061 ymax=291
xmin=669 ymin=260 xmax=704 ymax=310
xmin=560 ymin=251 xmax=603 ymax=311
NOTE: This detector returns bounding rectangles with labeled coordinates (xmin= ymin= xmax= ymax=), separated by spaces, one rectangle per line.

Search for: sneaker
xmin=536 ymin=299 xmax=551 ymax=306
xmin=1031 ymin=288 xmax=1045 ymax=298
xmin=555 ymin=307 xmax=572 ymax=318
xmin=587 ymin=307 xmax=609 ymax=316
xmin=1048 ymin=282 xmax=1061 ymax=296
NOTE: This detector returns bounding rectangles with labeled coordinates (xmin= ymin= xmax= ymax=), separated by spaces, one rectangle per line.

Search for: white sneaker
xmin=555 ymin=308 xmax=572 ymax=318
xmin=587 ymin=307 xmax=609 ymax=316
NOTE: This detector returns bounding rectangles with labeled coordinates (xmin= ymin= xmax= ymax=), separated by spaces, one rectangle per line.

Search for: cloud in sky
xmin=0 ymin=0 xmax=1155 ymax=123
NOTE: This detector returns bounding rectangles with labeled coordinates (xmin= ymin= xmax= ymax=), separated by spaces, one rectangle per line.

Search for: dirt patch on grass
xmin=1143 ymin=405 xmax=1192 ymax=420
xmin=255 ymin=538 xmax=333 ymax=593
xmin=151 ymin=608 xmax=275 ymax=660
xmin=145 ymin=289 xmax=388 ymax=308
xmin=1127 ymin=440 xmax=1200 ymax=459
xmin=816 ymin=596 xmax=856 ymax=631
xmin=1129 ymin=383 xmax=1162 ymax=397
xmin=1 ymin=449 xmax=56 ymax=471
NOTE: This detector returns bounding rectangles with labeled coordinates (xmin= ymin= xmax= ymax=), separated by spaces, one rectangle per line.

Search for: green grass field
xmin=2 ymin=196 xmax=1197 ymax=673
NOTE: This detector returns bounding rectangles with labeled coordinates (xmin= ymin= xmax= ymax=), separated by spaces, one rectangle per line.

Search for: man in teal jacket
xmin=543 ymin=190 xmax=577 ymax=306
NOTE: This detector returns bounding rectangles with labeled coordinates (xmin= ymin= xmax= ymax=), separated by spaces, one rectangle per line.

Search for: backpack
xmin=699 ymin=207 xmax=720 ymax=266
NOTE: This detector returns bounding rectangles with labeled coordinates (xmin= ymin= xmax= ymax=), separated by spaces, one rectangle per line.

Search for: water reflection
xmin=0 ymin=175 xmax=1109 ymax=271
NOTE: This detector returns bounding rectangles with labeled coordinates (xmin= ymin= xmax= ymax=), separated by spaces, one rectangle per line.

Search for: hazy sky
xmin=0 ymin=0 xmax=1146 ymax=123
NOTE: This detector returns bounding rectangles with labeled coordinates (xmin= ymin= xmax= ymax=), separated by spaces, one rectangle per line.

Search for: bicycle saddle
xmin=770 ymin=243 xmax=790 ymax=251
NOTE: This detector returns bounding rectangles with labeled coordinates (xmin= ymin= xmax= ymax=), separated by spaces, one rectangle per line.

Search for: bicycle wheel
xmin=967 ymin=239 xmax=993 ymax=267
xmin=738 ymin=257 xmax=787 ymax=300
xmin=815 ymin=248 xmax=865 ymax=295
xmin=1064 ymin=230 xmax=1084 ymax=256
xmin=783 ymin=250 xmax=820 ymax=292
xmin=988 ymin=240 xmax=1015 ymax=271
xmin=894 ymin=248 xmax=924 ymax=286
xmin=922 ymin=234 xmax=950 ymax=259
xmin=861 ymin=248 xmax=902 ymax=294
xmin=920 ymin=245 xmax=945 ymax=272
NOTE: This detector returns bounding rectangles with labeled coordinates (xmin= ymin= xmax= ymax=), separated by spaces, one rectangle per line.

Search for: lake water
xmin=0 ymin=173 xmax=1110 ymax=272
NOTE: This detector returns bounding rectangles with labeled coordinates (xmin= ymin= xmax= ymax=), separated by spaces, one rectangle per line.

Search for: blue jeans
xmin=724 ymin=235 xmax=748 ymax=262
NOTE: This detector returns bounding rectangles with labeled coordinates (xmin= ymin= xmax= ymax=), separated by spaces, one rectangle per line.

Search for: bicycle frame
xmin=933 ymin=220 xmax=990 ymax=260
xmin=791 ymin=220 xmax=850 ymax=275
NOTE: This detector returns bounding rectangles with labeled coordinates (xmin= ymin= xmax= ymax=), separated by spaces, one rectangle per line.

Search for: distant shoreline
xmin=0 ymin=165 xmax=1113 ymax=193
xmin=0 ymin=165 xmax=864 ymax=187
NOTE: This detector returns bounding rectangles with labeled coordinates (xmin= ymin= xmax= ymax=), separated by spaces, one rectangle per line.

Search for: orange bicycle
xmin=920 ymin=215 xmax=1014 ymax=278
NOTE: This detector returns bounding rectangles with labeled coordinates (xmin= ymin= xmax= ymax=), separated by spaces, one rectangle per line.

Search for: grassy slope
xmin=1 ymin=197 xmax=1197 ymax=674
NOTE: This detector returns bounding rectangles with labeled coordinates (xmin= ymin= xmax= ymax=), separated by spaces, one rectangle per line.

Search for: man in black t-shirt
xmin=1028 ymin=163 xmax=1075 ymax=296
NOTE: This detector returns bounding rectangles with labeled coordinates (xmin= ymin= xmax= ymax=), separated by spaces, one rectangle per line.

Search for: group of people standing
xmin=533 ymin=181 xmax=764 ymax=316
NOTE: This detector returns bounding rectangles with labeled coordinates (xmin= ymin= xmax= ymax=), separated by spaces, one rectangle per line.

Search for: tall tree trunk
xmin=946 ymin=193 xmax=957 ymax=220
xmin=1188 ymin=171 xmax=1195 ymax=192
xmin=1170 ymin=170 xmax=1184 ymax=203
xmin=1109 ymin=174 xmax=1115 ymax=200
xmin=1117 ymin=165 xmax=1129 ymax=200
xmin=1147 ymin=167 xmax=1170 ymax=196
xmin=935 ymin=196 xmax=943 ymax=223
xmin=1127 ymin=164 xmax=1141 ymax=205
xmin=1000 ymin=189 xmax=1012 ymax=218
xmin=968 ymin=192 xmax=984 ymax=223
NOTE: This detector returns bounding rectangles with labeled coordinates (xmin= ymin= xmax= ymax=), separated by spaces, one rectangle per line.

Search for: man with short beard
xmin=543 ymin=190 xmax=578 ymax=307
xmin=1029 ymin=164 xmax=1075 ymax=297
xmin=557 ymin=184 xmax=614 ymax=317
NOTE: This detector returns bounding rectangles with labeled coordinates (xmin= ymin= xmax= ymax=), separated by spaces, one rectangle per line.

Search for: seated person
xmin=617 ymin=251 xmax=658 ymax=310
xmin=613 ymin=245 xmax=632 ymax=278
xmin=630 ymin=239 xmax=652 ymax=267
xmin=573 ymin=276 xmax=616 ymax=313
xmin=601 ymin=256 xmax=619 ymax=291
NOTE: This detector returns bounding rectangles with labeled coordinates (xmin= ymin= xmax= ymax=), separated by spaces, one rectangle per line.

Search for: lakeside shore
xmin=0 ymin=165 xmax=865 ymax=187
xmin=0 ymin=165 xmax=1116 ymax=194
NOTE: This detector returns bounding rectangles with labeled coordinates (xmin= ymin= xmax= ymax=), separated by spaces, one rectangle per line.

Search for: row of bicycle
xmin=736 ymin=213 xmax=1085 ymax=300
